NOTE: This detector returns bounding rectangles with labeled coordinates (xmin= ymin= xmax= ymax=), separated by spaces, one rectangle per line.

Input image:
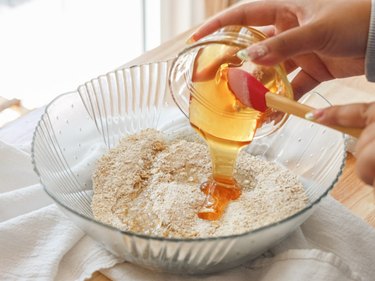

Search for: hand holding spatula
xmin=227 ymin=68 xmax=362 ymax=139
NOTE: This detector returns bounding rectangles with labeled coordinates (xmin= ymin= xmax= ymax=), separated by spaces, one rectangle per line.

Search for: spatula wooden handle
xmin=265 ymin=92 xmax=362 ymax=139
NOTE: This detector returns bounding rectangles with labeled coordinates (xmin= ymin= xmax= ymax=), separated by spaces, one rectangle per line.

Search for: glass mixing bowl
xmin=32 ymin=61 xmax=346 ymax=274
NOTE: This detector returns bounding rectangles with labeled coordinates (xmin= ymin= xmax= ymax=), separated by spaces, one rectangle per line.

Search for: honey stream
xmin=190 ymin=45 xmax=281 ymax=220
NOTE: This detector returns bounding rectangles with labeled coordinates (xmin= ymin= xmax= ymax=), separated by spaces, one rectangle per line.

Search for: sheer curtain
xmin=160 ymin=0 xmax=238 ymax=43
xmin=204 ymin=0 xmax=238 ymax=18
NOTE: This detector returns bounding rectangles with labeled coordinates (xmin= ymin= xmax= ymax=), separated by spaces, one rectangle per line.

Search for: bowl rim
xmin=31 ymin=64 xmax=347 ymax=243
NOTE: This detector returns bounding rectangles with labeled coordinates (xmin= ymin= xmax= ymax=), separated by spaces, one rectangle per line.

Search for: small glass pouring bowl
xmin=169 ymin=25 xmax=294 ymax=139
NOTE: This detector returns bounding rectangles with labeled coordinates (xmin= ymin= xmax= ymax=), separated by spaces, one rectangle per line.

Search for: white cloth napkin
xmin=101 ymin=197 xmax=375 ymax=281
xmin=1 ymin=92 xmax=375 ymax=281
xmin=0 ymin=139 xmax=121 ymax=281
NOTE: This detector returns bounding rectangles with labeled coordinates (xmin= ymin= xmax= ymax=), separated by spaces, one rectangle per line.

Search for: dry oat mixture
xmin=91 ymin=129 xmax=308 ymax=238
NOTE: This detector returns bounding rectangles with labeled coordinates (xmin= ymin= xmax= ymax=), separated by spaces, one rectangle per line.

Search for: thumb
xmin=309 ymin=103 xmax=370 ymax=128
xmin=239 ymin=24 xmax=321 ymax=66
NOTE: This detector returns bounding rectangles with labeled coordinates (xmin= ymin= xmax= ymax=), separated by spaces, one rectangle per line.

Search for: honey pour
xmin=189 ymin=43 xmax=286 ymax=220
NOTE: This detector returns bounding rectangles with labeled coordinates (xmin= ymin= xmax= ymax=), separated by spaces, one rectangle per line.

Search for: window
xmin=0 ymin=0 xmax=161 ymax=110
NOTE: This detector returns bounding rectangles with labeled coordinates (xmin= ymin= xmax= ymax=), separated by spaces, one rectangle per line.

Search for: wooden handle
xmin=265 ymin=93 xmax=362 ymax=139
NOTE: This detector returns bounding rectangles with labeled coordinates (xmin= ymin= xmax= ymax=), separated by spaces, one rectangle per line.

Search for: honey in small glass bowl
xmin=169 ymin=25 xmax=293 ymax=220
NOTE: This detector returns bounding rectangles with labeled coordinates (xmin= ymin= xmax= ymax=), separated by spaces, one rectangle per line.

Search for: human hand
xmin=308 ymin=102 xmax=375 ymax=187
xmin=191 ymin=0 xmax=371 ymax=99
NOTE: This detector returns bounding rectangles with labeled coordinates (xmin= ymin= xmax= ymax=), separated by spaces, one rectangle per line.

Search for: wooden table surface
xmin=332 ymin=154 xmax=375 ymax=227
xmin=87 ymin=28 xmax=375 ymax=281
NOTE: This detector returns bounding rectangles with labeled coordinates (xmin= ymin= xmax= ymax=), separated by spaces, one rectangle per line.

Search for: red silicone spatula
xmin=227 ymin=68 xmax=362 ymax=138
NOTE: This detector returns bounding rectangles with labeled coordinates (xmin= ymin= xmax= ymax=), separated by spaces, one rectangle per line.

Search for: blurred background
xmin=0 ymin=0 xmax=237 ymax=125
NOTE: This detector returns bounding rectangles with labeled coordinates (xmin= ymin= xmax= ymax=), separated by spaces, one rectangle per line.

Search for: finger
xmin=290 ymin=70 xmax=320 ymax=100
xmin=311 ymin=103 xmax=370 ymax=128
xmin=355 ymin=121 xmax=375 ymax=156
xmin=289 ymin=53 xmax=336 ymax=99
xmin=191 ymin=2 xmax=283 ymax=42
xmin=283 ymin=59 xmax=298 ymax=74
xmin=257 ymin=25 xmax=276 ymax=37
xmin=355 ymin=134 xmax=375 ymax=186
xmin=241 ymin=24 xmax=324 ymax=66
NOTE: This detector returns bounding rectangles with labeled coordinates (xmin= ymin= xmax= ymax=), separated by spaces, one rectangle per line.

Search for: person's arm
xmin=366 ymin=0 xmax=375 ymax=81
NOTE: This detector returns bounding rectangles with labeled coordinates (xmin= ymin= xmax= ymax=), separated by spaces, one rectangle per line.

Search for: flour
xmin=91 ymin=129 xmax=308 ymax=238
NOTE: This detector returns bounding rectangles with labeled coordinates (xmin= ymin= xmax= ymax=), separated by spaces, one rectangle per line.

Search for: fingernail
xmin=186 ymin=30 xmax=201 ymax=44
xmin=236 ymin=49 xmax=249 ymax=60
xmin=305 ymin=112 xmax=315 ymax=120
xmin=186 ymin=35 xmax=196 ymax=44
xmin=237 ymin=44 xmax=268 ymax=61
xmin=305 ymin=109 xmax=324 ymax=121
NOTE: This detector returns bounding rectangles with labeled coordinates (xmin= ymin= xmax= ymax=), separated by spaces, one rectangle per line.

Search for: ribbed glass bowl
xmin=31 ymin=61 xmax=346 ymax=274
